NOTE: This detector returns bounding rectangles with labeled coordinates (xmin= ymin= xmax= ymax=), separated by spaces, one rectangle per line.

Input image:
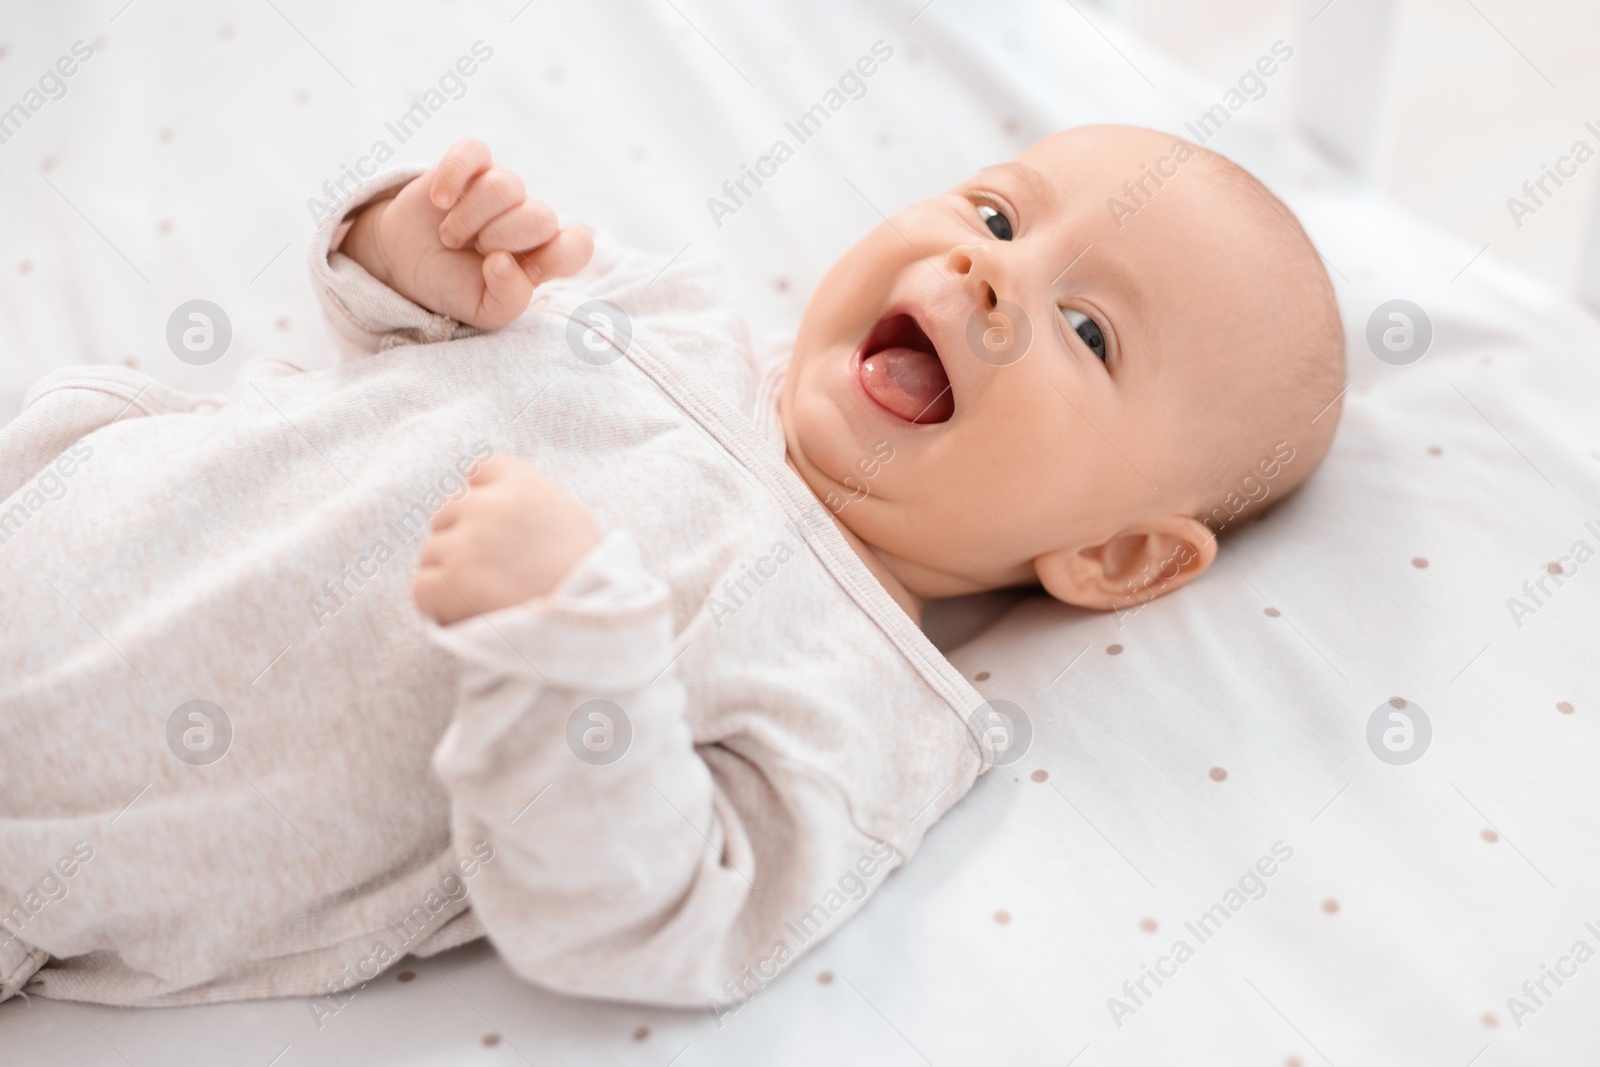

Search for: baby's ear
xmin=1033 ymin=516 xmax=1216 ymax=611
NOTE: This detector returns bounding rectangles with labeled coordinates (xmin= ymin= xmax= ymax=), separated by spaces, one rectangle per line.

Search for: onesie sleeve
xmin=425 ymin=530 xmax=903 ymax=1010
xmin=307 ymin=166 xmax=481 ymax=360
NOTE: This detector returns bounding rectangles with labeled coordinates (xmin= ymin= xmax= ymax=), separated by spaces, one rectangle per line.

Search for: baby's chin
xmin=780 ymin=344 xmax=864 ymax=489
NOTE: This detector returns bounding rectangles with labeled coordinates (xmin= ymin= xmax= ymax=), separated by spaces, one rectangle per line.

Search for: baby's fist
xmin=414 ymin=456 xmax=601 ymax=625
xmin=342 ymin=138 xmax=594 ymax=330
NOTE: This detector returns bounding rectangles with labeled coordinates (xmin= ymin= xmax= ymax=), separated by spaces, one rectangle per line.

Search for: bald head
xmin=1178 ymin=146 xmax=1346 ymax=538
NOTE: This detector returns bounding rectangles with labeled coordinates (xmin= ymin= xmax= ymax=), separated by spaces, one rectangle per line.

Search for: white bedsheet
xmin=4 ymin=0 xmax=1600 ymax=1063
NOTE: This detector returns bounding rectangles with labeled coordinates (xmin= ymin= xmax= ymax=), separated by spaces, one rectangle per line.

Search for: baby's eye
xmin=976 ymin=203 xmax=1012 ymax=241
xmin=1064 ymin=309 xmax=1107 ymax=361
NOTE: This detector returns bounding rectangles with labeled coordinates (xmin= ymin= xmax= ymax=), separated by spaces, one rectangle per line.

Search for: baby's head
xmin=780 ymin=125 xmax=1344 ymax=610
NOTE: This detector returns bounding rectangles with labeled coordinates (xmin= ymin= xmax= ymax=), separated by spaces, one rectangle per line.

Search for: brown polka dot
xmin=18 ymin=261 xmax=31 ymax=274
xmin=1389 ymin=696 xmax=1408 ymax=709
xmin=123 ymin=357 xmax=139 ymax=369
xmin=482 ymin=1032 xmax=501 ymax=1046
xmin=1412 ymin=557 xmax=1429 ymax=569
xmin=774 ymin=278 xmax=790 ymax=292
xmin=276 ymin=317 xmax=290 ymax=331
xmin=632 ymin=1025 xmax=650 ymax=1041
xmin=1321 ymin=899 xmax=1339 ymax=914
xmin=994 ymin=909 xmax=1011 ymax=925
xmin=158 ymin=219 xmax=173 ymax=234
xmin=1106 ymin=644 xmax=1123 ymax=655
xmin=1139 ymin=917 xmax=1158 ymax=933
xmin=1286 ymin=1058 xmax=1303 ymax=1067
xmin=1557 ymin=701 xmax=1575 ymax=715
xmin=1002 ymin=117 xmax=1020 ymax=134
xmin=1209 ymin=767 xmax=1227 ymax=782
xmin=975 ymin=670 xmax=990 ymax=681
xmin=1030 ymin=769 xmax=1048 ymax=783
xmin=1427 ymin=446 xmax=1442 ymax=456
xmin=1547 ymin=561 xmax=1564 ymax=575
xmin=816 ymin=970 xmax=833 ymax=985
xmin=1481 ymin=1012 xmax=1498 ymax=1028
xmin=396 ymin=970 xmax=416 ymax=982
xmin=1481 ymin=828 xmax=1499 ymax=843
xmin=1264 ymin=607 xmax=1280 ymax=617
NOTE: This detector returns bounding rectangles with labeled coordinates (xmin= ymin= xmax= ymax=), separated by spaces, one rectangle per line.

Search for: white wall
xmin=1104 ymin=0 xmax=1600 ymax=298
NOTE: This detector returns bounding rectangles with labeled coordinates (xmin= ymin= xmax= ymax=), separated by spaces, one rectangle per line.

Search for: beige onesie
xmin=0 ymin=168 xmax=989 ymax=1014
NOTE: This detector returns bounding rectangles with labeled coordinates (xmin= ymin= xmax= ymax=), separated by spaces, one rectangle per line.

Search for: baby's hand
xmin=414 ymin=456 xmax=601 ymax=625
xmin=341 ymin=139 xmax=594 ymax=330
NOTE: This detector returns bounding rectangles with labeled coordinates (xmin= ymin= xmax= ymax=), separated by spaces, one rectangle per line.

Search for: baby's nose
xmin=947 ymin=248 xmax=1000 ymax=309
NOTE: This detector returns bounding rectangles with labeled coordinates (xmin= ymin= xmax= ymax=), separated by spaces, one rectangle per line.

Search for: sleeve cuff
xmin=308 ymin=165 xmax=480 ymax=356
xmin=425 ymin=530 xmax=675 ymax=692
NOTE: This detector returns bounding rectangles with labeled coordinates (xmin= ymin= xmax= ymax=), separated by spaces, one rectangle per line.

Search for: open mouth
xmin=857 ymin=312 xmax=954 ymax=424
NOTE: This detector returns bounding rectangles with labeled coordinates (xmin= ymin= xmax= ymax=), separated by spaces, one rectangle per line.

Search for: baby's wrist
xmin=340 ymin=196 xmax=398 ymax=290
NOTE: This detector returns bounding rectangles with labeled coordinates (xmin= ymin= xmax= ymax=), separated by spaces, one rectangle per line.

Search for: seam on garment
xmin=22 ymin=374 xmax=186 ymax=418
xmin=0 ymin=942 xmax=48 ymax=1002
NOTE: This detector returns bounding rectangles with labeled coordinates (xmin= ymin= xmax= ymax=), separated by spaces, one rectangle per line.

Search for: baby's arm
xmin=417 ymin=468 xmax=902 ymax=1005
xmin=337 ymin=139 xmax=593 ymax=330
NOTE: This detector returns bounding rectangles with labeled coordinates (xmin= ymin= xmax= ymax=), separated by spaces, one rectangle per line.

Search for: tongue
xmin=860 ymin=347 xmax=953 ymax=423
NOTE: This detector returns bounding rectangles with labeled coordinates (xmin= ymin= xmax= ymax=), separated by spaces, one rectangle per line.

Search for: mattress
xmin=3 ymin=0 xmax=1599 ymax=1063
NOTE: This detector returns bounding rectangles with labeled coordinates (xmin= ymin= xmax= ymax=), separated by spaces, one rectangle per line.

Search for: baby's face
xmin=781 ymin=125 xmax=1303 ymax=605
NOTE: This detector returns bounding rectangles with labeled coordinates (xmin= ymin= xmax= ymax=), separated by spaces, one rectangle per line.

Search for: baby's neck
xmin=824 ymin=502 xmax=927 ymax=626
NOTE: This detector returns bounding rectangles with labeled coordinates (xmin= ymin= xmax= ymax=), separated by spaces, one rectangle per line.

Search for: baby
xmin=0 ymin=126 xmax=1342 ymax=1014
